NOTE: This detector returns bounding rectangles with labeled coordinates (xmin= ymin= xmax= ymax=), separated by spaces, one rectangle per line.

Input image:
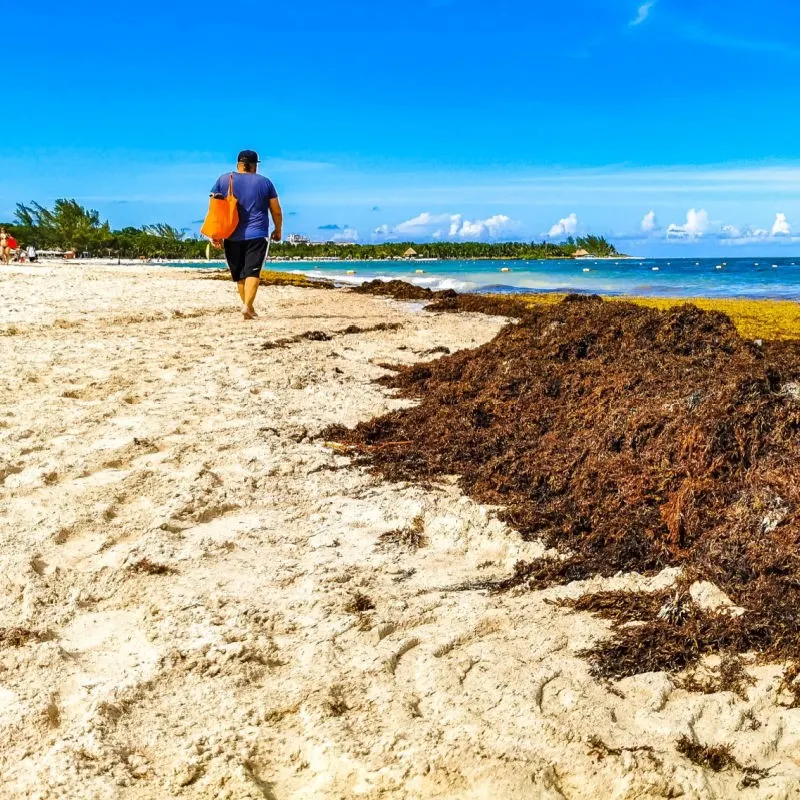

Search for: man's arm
xmin=269 ymin=196 xmax=283 ymax=242
xmin=210 ymin=176 xmax=224 ymax=199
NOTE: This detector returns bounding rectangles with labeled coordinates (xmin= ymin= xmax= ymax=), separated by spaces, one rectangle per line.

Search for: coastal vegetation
xmin=8 ymin=201 xmax=202 ymax=259
xmin=273 ymin=235 xmax=618 ymax=261
xmin=3 ymin=199 xmax=617 ymax=260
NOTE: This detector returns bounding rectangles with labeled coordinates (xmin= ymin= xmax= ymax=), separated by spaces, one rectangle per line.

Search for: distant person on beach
xmin=210 ymin=150 xmax=283 ymax=320
xmin=27 ymin=245 xmax=37 ymax=263
xmin=0 ymin=229 xmax=11 ymax=265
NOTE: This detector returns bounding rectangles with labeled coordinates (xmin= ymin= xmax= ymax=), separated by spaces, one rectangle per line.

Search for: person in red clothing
xmin=0 ymin=229 xmax=13 ymax=265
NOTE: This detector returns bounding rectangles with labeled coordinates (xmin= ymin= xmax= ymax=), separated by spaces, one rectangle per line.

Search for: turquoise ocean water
xmin=174 ymin=256 xmax=800 ymax=300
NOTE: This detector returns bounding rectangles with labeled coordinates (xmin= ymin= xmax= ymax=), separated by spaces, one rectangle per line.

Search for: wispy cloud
xmin=330 ymin=227 xmax=359 ymax=242
xmin=630 ymin=1 xmax=656 ymax=27
xmin=680 ymin=24 xmax=799 ymax=59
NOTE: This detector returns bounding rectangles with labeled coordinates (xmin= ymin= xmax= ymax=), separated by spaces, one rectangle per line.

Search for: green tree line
xmin=6 ymin=200 xmax=208 ymax=259
xmin=279 ymin=235 xmax=618 ymax=261
xmin=3 ymin=199 xmax=619 ymax=260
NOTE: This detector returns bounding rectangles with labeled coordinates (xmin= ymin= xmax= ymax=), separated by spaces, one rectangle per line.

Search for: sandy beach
xmin=3 ymin=263 xmax=800 ymax=800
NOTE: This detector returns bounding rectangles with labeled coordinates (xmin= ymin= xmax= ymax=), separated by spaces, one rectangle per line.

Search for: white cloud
xmin=395 ymin=212 xmax=451 ymax=235
xmin=331 ymin=227 xmax=359 ymax=242
xmin=717 ymin=214 xmax=793 ymax=242
xmin=547 ymin=213 xmax=579 ymax=238
xmin=727 ymin=225 xmax=769 ymax=240
xmin=630 ymin=1 xmax=656 ymax=26
xmin=772 ymin=212 xmax=791 ymax=236
xmin=450 ymin=214 xmax=513 ymax=239
xmin=641 ymin=210 xmax=658 ymax=233
xmin=666 ymin=208 xmax=709 ymax=238
xmin=720 ymin=224 xmax=742 ymax=239
xmin=378 ymin=211 xmax=516 ymax=241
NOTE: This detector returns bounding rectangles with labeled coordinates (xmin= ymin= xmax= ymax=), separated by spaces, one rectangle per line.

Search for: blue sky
xmin=3 ymin=0 xmax=800 ymax=254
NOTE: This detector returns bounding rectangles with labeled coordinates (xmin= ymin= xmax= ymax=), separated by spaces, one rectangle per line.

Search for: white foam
xmin=290 ymin=269 xmax=477 ymax=293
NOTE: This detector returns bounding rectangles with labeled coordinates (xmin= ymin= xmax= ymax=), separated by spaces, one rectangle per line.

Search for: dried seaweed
xmin=425 ymin=293 xmax=531 ymax=318
xmin=128 ymin=558 xmax=177 ymax=575
xmin=323 ymin=685 xmax=349 ymax=716
xmin=376 ymin=515 xmax=427 ymax=551
xmin=323 ymin=295 xmax=800 ymax=681
xmin=674 ymin=735 xmax=769 ymax=787
xmin=339 ymin=322 xmax=403 ymax=334
xmin=0 ymin=627 xmax=50 ymax=647
xmin=351 ymin=279 xmax=453 ymax=301
xmin=351 ymin=278 xmax=530 ymax=317
xmin=344 ymin=592 xmax=376 ymax=614
xmin=204 ymin=270 xmax=334 ymax=289
xmin=262 ymin=322 xmax=403 ymax=350
xmin=679 ymin=653 xmax=756 ymax=699
xmin=675 ymin=736 xmax=739 ymax=772
xmin=587 ymin=736 xmax=655 ymax=760
xmin=559 ymin=589 xmax=675 ymax=623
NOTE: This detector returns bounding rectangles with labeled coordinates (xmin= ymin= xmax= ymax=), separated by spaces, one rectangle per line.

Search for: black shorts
xmin=224 ymin=238 xmax=267 ymax=282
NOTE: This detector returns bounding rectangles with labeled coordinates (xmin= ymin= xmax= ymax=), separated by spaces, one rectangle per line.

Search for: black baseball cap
xmin=237 ymin=149 xmax=260 ymax=164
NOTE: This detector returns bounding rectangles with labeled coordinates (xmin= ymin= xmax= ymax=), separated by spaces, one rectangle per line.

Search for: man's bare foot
xmin=241 ymin=304 xmax=255 ymax=320
xmin=248 ymin=306 xmax=258 ymax=317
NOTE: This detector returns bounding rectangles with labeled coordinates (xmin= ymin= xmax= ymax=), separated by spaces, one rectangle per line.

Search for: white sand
xmin=1 ymin=263 xmax=799 ymax=799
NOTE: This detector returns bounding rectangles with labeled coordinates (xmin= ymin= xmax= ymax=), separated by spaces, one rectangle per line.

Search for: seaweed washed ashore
xmin=327 ymin=291 xmax=800 ymax=695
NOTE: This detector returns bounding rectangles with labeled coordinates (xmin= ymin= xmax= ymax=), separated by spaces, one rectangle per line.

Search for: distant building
xmin=286 ymin=234 xmax=311 ymax=246
xmin=403 ymin=247 xmax=418 ymax=258
xmin=573 ymin=248 xmax=591 ymax=258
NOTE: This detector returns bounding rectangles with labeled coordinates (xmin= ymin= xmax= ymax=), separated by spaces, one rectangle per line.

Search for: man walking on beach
xmin=210 ymin=150 xmax=283 ymax=319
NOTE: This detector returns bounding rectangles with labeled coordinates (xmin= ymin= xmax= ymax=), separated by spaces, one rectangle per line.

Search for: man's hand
xmin=211 ymin=238 xmax=223 ymax=249
xmin=269 ymin=197 xmax=283 ymax=244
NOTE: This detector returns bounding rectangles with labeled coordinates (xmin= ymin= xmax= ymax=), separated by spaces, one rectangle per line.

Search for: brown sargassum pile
xmin=326 ymin=294 xmax=800 ymax=694
xmin=351 ymin=279 xmax=452 ymax=301
xmin=351 ymin=279 xmax=531 ymax=317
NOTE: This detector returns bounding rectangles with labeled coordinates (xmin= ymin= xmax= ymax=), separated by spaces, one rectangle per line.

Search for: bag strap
xmin=227 ymin=173 xmax=234 ymax=197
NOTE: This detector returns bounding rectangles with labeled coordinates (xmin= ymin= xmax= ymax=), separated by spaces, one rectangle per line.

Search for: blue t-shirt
xmin=210 ymin=172 xmax=278 ymax=241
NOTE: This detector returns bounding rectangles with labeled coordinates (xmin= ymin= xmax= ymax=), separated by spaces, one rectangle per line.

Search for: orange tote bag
xmin=200 ymin=173 xmax=239 ymax=240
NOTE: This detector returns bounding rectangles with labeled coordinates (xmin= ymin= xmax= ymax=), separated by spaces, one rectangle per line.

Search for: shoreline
xmin=8 ymin=261 xmax=799 ymax=339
